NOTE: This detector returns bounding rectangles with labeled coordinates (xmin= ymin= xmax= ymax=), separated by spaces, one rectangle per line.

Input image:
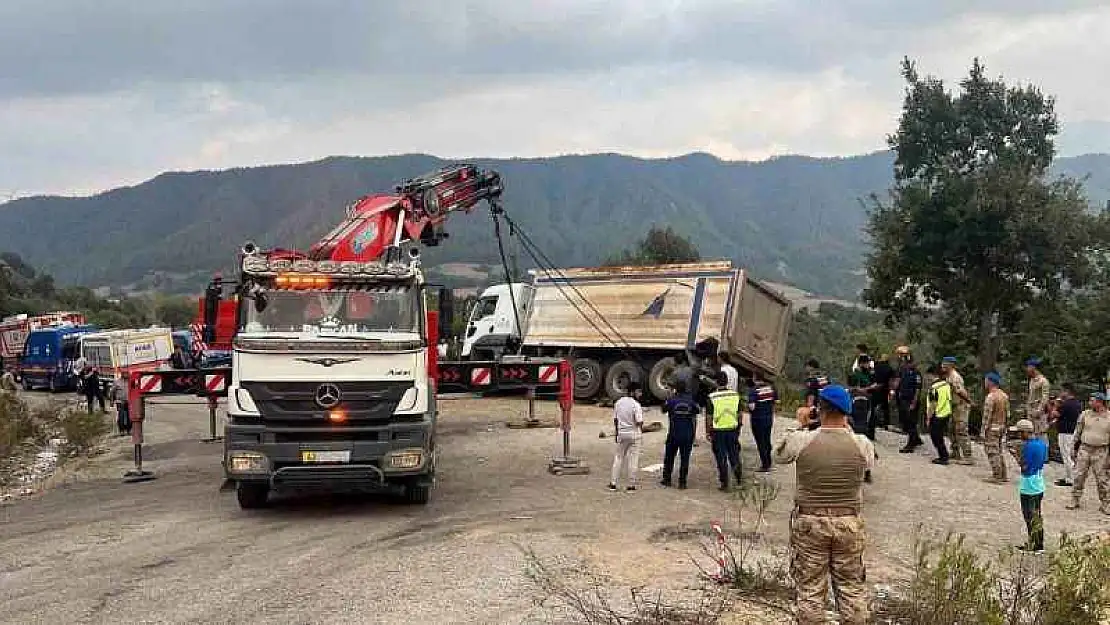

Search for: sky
xmin=2 ymin=0 xmax=1109 ymax=197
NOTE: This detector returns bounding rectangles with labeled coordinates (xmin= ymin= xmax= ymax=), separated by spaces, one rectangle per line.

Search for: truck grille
xmin=241 ymin=380 xmax=411 ymax=425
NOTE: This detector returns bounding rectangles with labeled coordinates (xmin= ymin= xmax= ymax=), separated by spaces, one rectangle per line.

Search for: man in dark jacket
xmin=660 ymin=380 xmax=700 ymax=489
xmin=870 ymin=354 xmax=894 ymax=430
xmin=82 ymin=366 xmax=105 ymax=414
xmin=891 ymin=346 xmax=924 ymax=453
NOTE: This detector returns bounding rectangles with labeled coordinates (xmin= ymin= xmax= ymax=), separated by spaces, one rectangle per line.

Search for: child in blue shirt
xmin=1008 ymin=419 xmax=1047 ymax=552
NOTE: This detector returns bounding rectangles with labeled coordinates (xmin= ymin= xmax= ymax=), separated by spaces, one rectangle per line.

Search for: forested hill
xmin=2 ymin=151 xmax=1109 ymax=299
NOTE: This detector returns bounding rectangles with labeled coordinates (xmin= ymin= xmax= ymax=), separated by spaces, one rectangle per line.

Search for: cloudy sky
xmin=2 ymin=0 xmax=1108 ymax=197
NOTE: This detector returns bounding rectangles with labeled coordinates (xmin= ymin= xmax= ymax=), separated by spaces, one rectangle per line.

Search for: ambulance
xmin=78 ymin=328 xmax=175 ymax=399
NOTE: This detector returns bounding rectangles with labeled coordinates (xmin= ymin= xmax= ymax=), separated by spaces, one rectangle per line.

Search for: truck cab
xmin=220 ymin=247 xmax=447 ymax=509
xmin=461 ymin=283 xmax=532 ymax=360
xmin=20 ymin=325 xmax=99 ymax=391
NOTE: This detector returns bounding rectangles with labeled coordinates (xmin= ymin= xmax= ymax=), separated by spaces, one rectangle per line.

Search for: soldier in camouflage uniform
xmin=941 ymin=357 xmax=973 ymax=465
xmin=775 ymin=385 xmax=875 ymax=625
xmin=982 ymin=372 xmax=1010 ymax=483
xmin=1024 ymin=357 xmax=1051 ymax=440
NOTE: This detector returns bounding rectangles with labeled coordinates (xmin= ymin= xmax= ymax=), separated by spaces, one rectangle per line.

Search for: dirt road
xmin=1 ymin=395 xmax=1104 ymax=624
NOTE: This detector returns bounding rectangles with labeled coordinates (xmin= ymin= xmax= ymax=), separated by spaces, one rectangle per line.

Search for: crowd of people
xmin=606 ymin=340 xmax=1110 ymax=625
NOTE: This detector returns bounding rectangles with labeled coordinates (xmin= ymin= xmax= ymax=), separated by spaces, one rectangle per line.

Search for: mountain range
xmin=1 ymin=151 xmax=1109 ymax=300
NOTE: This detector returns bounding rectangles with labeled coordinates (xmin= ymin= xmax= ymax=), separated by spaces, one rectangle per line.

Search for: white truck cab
xmin=461 ymin=283 xmax=532 ymax=360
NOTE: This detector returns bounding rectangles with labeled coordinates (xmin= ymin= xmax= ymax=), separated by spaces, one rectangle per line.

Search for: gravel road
xmin=1 ymin=394 xmax=1104 ymax=624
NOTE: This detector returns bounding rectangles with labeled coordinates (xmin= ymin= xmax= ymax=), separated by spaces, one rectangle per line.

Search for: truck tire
xmin=22 ymin=377 xmax=32 ymax=391
xmin=235 ymin=482 xmax=270 ymax=509
xmin=573 ymin=357 xmax=603 ymax=399
xmin=648 ymin=357 xmax=677 ymax=402
xmin=603 ymin=360 xmax=644 ymax=402
xmin=403 ymin=481 xmax=432 ymax=505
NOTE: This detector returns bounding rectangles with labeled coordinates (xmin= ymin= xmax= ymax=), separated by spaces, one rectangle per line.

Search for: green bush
xmin=56 ymin=407 xmax=110 ymax=457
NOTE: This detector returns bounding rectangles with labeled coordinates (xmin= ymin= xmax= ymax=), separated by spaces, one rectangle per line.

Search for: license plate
xmin=300 ymin=450 xmax=351 ymax=463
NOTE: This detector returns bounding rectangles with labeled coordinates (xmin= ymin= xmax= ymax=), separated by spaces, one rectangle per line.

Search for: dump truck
xmin=461 ymin=261 xmax=792 ymax=402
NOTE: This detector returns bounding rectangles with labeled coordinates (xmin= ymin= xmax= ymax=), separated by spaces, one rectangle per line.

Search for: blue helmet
xmin=818 ymin=384 xmax=853 ymax=415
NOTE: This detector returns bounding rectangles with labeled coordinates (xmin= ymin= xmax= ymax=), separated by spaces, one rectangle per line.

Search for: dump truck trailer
xmin=461 ymin=261 xmax=792 ymax=402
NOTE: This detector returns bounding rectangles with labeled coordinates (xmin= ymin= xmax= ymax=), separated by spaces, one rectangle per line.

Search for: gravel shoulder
xmin=0 ymin=394 xmax=1104 ymax=624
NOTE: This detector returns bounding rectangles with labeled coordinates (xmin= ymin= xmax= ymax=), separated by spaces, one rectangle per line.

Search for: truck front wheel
xmin=235 ymin=482 xmax=270 ymax=509
xmin=603 ymin=360 xmax=644 ymax=402
xmin=573 ymin=358 xmax=603 ymax=399
xmin=403 ymin=481 xmax=432 ymax=505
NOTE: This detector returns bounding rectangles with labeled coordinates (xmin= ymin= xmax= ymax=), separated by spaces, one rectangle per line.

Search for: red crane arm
xmin=308 ymin=164 xmax=503 ymax=262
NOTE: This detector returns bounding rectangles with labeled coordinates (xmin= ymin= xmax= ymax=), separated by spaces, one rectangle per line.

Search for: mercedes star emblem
xmin=315 ymin=383 xmax=342 ymax=409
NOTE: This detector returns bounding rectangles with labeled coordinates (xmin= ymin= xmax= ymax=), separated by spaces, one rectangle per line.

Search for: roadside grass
xmin=0 ymin=393 xmax=110 ymax=488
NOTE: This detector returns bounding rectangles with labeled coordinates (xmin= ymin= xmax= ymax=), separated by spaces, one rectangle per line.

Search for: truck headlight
xmin=395 ymin=387 xmax=419 ymax=412
xmin=228 ymin=451 xmax=269 ymax=473
xmin=386 ymin=448 xmax=424 ymax=470
xmin=234 ymin=388 xmax=259 ymax=414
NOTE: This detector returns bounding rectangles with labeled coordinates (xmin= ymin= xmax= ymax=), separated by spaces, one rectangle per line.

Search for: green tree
xmin=605 ymin=225 xmax=701 ymax=266
xmin=864 ymin=58 xmax=1109 ymax=374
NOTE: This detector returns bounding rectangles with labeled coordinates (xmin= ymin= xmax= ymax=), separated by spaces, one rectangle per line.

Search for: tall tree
xmin=864 ymin=58 xmax=1109 ymax=374
xmin=605 ymin=225 xmax=701 ymax=266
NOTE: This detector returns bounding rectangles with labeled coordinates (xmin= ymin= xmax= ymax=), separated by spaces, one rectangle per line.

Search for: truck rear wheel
xmin=603 ymin=360 xmax=644 ymax=402
xmin=573 ymin=358 xmax=603 ymax=399
xmin=235 ymin=482 xmax=270 ymax=509
xmin=648 ymin=357 xmax=677 ymax=402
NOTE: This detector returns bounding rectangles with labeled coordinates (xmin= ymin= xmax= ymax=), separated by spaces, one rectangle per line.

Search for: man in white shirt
xmin=609 ymin=382 xmax=645 ymax=492
xmin=718 ymin=352 xmax=739 ymax=392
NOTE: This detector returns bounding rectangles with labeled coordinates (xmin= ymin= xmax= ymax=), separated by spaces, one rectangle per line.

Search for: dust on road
xmin=1 ymin=394 xmax=1104 ymax=624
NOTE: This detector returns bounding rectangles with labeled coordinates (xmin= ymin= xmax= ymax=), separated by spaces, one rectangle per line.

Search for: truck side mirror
xmin=437 ymin=288 xmax=453 ymax=339
xmin=203 ymin=280 xmax=222 ymax=343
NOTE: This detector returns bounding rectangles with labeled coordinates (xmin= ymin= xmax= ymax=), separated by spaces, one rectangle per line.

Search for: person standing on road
xmin=870 ymin=354 xmax=894 ymax=430
xmin=660 ymin=380 xmax=700 ymax=489
xmin=847 ymin=355 xmax=874 ymax=439
xmin=774 ymin=385 xmax=875 ymax=625
xmin=1066 ymin=392 xmax=1110 ymax=514
xmin=1024 ymin=357 xmax=1051 ymax=440
xmin=796 ymin=359 xmax=829 ymax=430
xmin=82 ymin=366 xmax=105 ymax=414
xmin=926 ymin=364 xmax=953 ymax=465
xmin=706 ymin=372 xmax=742 ymax=491
xmin=941 ymin=357 xmax=973 ymax=465
xmin=982 ymin=372 xmax=1011 ymax=484
xmin=608 ymin=382 xmax=645 ymax=492
xmin=891 ymin=346 xmax=924 ymax=453
xmin=0 ymin=364 xmax=18 ymax=397
xmin=1006 ymin=419 xmax=1047 ymax=553
xmin=1052 ymin=384 xmax=1082 ymax=487
xmin=112 ymin=373 xmax=132 ymax=436
xmin=748 ymin=373 xmax=777 ymax=472
xmin=718 ymin=352 xmax=739 ymax=392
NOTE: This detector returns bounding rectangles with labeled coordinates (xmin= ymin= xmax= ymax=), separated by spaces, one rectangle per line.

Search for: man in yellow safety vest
xmin=706 ymin=372 xmax=742 ymax=491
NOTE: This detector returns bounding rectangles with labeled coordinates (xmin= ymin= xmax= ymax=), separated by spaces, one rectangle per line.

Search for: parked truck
xmin=0 ymin=312 xmax=86 ymax=375
xmin=461 ymin=261 xmax=792 ymax=402
xmin=20 ymin=324 xmax=100 ymax=391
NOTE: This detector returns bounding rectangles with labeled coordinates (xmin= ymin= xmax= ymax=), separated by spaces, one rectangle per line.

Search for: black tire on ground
xmin=235 ymin=482 xmax=270 ymax=509
xmin=648 ymin=357 xmax=677 ymax=402
xmin=603 ymin=360 xmax=644 ymax=402
xmin=572 ymin=357 xmax=603 ymax=399
xmin=22 ymin=377 xmax=32 ymax=391
xmin=403 ymin=481 xmax=432 ymax=505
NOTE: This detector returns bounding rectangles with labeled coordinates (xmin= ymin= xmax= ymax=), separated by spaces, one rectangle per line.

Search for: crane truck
xmin=189 ymin=165 xmax=567 ymax=509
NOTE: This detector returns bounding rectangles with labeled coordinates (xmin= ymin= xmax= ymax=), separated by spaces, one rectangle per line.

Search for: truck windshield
xmin=241 ymin=287 xmax=420 ymax=335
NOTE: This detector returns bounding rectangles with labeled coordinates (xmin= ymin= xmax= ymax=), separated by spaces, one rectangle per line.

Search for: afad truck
xmin=79 ymin=328 xmax=175 ymax=398
xmin=461 ymin=261 xmax=792 ymax=402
